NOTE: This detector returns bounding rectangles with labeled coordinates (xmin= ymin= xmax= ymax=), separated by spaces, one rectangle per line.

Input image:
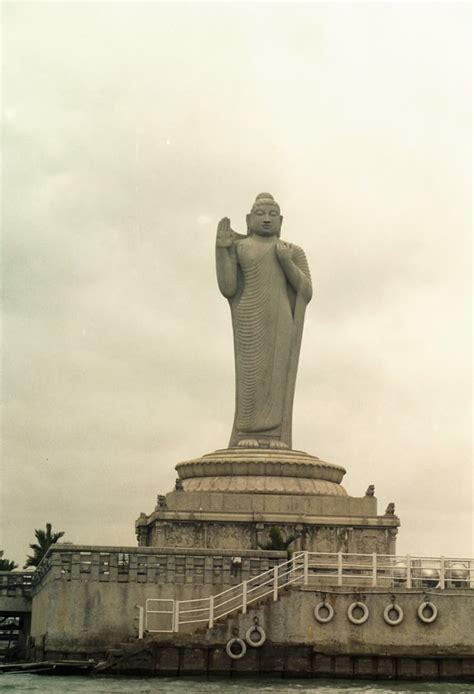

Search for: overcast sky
xmin=2 ymin=1 xmax=472 ymax=567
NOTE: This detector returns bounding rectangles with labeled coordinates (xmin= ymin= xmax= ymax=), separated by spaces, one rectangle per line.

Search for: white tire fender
xmin=314 ymin=601 xmax=335 ymax=624
xmin=347 ymin=601 xmax=369 ymax=625
xmin=417 ymin=600 xmax=438 ymax=624
xmin=383 ymin=603 xmax=404 ymax=626
xmin=226 ymin=637 xmax=247 ymax=659
xmin=245 ymin=624 xmax=266 ymax=647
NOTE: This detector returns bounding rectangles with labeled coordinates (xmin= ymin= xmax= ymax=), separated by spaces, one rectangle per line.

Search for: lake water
xmin=0 ymin=676 xmax=472 ymax=693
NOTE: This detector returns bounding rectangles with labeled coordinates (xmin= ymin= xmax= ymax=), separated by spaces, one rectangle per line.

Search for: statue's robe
xmin=223 ymin=234 xmax=311 ymax=449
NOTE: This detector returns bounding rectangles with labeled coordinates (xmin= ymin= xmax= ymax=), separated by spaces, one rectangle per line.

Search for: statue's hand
xmin=216 ymin=217 xmax=234 ymax=248
xmin=276 ymin=241 xmax=293 ymax=263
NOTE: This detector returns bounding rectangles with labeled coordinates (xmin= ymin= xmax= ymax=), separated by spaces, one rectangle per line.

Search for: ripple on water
xmin=0 ymin=676 xmax=472 ymax=694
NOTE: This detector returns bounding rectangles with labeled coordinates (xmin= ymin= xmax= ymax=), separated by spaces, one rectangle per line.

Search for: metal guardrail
xmin=141 ymin=552 xmax=474 ymax=635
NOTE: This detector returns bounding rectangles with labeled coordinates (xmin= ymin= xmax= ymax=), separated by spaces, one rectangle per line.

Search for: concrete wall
xmin=29 ymin=543 xmax=473 ymax=679
xmin=30 ymin=546 xmax=286 ymax=652
xmin=216 ymin=585 xmax=474 ymax=658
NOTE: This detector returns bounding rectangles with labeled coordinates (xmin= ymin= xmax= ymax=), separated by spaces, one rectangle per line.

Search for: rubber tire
xmin=347 ymin=601 xmax=369 ymax=625
xmin=226 ymin=637 xmax=247 ymax=659
xmin=314 ymin=601 xmax=335 ymax=624
xmin=383 ymin=603 xmax=404 ymax=626
xmin=417 ymin=601 xmax=438 ymax=624
xmin=245 ymin=625 xmax=266 ymax=647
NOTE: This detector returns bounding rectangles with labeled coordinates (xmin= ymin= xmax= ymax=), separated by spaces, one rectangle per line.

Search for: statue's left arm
xmin=276 ymin=242 xmax=313 ymax=303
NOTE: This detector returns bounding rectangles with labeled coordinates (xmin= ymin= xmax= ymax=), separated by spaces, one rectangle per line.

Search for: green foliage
xmin=257 ymin=526 xmax=299 ymax=557
xmin=0 ymin=550 xmax=18 ymax=571
xmin=24 ymin=523 xmax=65 ymax=568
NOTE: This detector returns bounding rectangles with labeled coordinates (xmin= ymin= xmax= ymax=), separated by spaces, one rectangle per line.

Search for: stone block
xmin=440 ymin=658 xmax=463 ymax=679
xmin=398 ymin=658 xmax=417 ymax=678
xmin=157 ymin=646 xmax=179 ymax=675
xmin=313 ymin=653 xmax=333 ymax=676
xmin=376 ymin=657 xmax=395 ymax=678
xmin=285 ymin=645 xmax=312 ymax=676
xmin=260 ymin=644 xmax=285 ymax=673
xmin=461 ymin=658 xmax=474 ymax=676
xmin=233 ymin=645 xmax=259 ymax=673
xmin=355 ymin=656 xmax=375 ymax=678
xmin=208 ymin=646 xmax=232 ymax=674
xmin=334 ymin=655 xmax=353 ymax=677
xmin=418 ymin=659 xmax=438 ymax=679
xmin=180 ymin=647 xmax=207 ymax=674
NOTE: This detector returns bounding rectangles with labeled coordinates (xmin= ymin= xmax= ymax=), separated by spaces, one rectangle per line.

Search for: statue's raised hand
xmin=276 ymin=241 xmax=293 ymax=263
xmin=216 ymin=217 xmax=234 ymax=248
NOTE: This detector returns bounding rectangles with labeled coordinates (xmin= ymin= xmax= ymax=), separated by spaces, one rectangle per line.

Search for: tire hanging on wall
xmin=347 ymin=601 xmax=369 ymax=625
xmin=226 ymin=637 xmax=247 ymax=659
xmin=417 ymin=600 xmax=438 ymax=624
xmin=245 ymin=624 xmax=266 ymax=647
xmin=383 ymin=603 xmax=404 ymax=626
xmin=314 ymin=601 xmax=335 ymax=624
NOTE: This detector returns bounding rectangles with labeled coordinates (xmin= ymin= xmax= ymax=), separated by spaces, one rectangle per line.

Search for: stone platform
xmin=176 ymin=448 xmax=347 ymax=495
xmin=136 ymin=447 xmax=400 ymax=554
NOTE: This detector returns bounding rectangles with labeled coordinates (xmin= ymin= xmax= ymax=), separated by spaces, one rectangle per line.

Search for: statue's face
xmin=248 ymin=203 xmax=282 ymax=237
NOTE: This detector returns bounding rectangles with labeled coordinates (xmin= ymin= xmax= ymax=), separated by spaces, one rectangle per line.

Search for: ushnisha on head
xmin=247 ymin=192 xmax=283 ymax=237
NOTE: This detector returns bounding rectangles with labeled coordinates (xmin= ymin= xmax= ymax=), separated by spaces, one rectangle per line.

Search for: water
xmin=0 ymin=676 xmax=473 ymax=694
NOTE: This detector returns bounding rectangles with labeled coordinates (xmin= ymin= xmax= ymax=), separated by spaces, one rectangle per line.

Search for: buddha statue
xmin=216 ymin=193 xmax=312 ymax=450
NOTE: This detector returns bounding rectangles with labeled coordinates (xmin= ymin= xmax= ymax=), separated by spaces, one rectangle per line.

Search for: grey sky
xmin=1 ymin=1 xmax=472 ymax=566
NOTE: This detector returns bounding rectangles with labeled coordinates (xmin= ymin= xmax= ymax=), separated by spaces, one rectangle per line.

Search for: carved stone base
xmin=136 ymin=446 xmax=399 ymax=555
xmin=175 ymin=448 xmax=347 ymax=495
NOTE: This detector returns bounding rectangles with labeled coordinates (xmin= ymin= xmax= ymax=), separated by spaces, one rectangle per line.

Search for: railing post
xmin=136 ymin=605 xmax=144 ymax=639
xmin=174 ymin=600 xmax=180 ymax=633
xmin=372 ymin=553 xmax=377 ymax=587
xmin=303 ymin=551 xmax=309 ymax=586
xmin=208 ymin=594 xmax=214 ymax=629
xmin=406 ymin=555 xmax=412 ymax=589
xmin=273 ymin=566 xmax=278 ymax=601
xmin=337 ymin=551 xmax=343 ymax=587
xmin=242 ymin=580 xmax=248 ymax=614
xmin=439 ymin=556 xmax=445 ymax=590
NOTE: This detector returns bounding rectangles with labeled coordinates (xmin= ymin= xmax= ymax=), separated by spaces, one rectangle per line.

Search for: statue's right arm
xmin=216 ymin=217 xmax=238 ymax=299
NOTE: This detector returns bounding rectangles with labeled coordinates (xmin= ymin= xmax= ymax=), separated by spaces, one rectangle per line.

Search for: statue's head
xmin=247 ymin=192 xmax=283 ymax=237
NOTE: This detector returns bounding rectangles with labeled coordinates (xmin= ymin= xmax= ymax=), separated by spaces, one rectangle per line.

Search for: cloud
xmin=1 ymin=2 xmax=471 ymax=565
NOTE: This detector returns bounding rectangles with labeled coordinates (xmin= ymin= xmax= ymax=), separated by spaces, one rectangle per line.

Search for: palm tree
xmin=24 ymin=523 xmax=65 ymax=568
xmin=257 ymin=526 xmax=299 ymax=558
xmin=0 ymin=551 xmax=18 ymax=571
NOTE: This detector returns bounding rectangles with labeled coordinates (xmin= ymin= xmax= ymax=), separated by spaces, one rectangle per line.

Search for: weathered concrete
xmin=98 ymin=642 xmax=473 ymax=680
xmin=214 ymin=586 xmax=474 ymax=658
xmin=28 ymin=544 xmax=473 ymax=677
xmin=0 ymin=571 xmax=32 ymax=614
xmin=136 ymin=486 xmax=399 ymax=554
xmin=29 ymin=545 xmax=286 ymax=652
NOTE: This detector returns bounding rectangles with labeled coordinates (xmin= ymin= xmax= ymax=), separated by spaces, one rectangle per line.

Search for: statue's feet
xmin=268 ymin=440 xmax=289 ymax=450
xmin=237 ymin=438 xmax=260 ymax=448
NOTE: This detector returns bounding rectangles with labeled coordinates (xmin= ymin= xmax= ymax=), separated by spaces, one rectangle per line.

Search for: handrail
xmin=142 ymin=552 xmax=474 ymax=633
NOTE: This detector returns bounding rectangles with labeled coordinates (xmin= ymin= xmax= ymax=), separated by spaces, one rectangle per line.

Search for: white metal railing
xmin=140 ymin=551 xmax=474 ymax=634
xmin=304 ymin=552 xmax=474 ymax=591
xmin=175 ymin=552 xmax=305 ymax=632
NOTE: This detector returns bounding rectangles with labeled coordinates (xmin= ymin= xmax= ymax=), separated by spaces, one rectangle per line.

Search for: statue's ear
xmin=278 ymin=215 xmax=284 ymax=237
xmin=246 ymin=213 xmax=251 ymax=234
